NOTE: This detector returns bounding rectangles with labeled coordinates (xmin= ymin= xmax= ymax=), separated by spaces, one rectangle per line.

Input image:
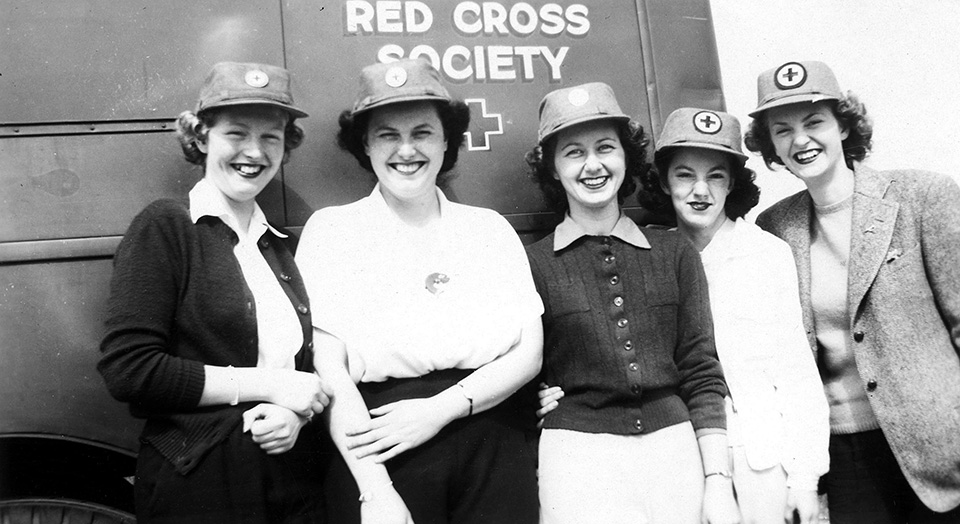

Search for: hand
xmin=359 ymin=485 xmax=414 ymax=524
xmin=785 ymin=488 xmax=820 ymax=524
xmin=536 ymin=383 xmax=564 ymax=428
xmin=243 ymin=403 xmax=309 ymax=455
xmin=701 ymin=476 xmax=740 ymax=524
xmin=266 ymin=369 xmax=331 ymax=417
xmin=346 ymin=395 xmax=459 ymax=463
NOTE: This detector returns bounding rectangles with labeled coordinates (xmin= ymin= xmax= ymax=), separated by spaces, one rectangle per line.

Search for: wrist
xmin=704 ymin=469 xmax=733 ymax=482
xmin=358 ymin=480 xmax=394 ymax=503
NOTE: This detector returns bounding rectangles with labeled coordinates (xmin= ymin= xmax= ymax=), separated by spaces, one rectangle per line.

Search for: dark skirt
xmin=325 ymin=368 xmax=539 ymax=524
xmin=135 ymin=416 xmax=331 ymax=524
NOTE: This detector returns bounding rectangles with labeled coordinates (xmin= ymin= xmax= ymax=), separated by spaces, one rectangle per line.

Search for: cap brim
xmin=540 ymin=113 xmax=630 ymax=144
xmin=200 ymin=98 xmax=309 ymax=119
xmin=748 ymin=93 xmax=839 ymax=118
xmin=655 ymin=142 xmax=748 ymax=162
xmin=352 ymin=94 xmax=450 ymax=116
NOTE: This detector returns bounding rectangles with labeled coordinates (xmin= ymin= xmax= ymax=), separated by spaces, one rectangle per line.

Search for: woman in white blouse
xmin=296 ymin=58 xmax=543 ymax=524
xmin=647 ymin=108 xmax=829 ymax=524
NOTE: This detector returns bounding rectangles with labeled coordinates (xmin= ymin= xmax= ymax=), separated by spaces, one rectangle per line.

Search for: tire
xmin=0 ymin=498 xmax=135 ymax=524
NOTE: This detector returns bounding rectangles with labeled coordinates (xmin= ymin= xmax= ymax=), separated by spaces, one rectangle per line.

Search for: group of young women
xmin=97 ymin=56 xmax=960 ymax=524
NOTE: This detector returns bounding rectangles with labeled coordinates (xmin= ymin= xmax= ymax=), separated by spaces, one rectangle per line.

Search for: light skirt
xmin=539 ymin=421 xmax=703 ymax=524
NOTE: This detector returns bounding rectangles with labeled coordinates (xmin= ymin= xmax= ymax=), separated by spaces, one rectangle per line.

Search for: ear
xmin=658 ymin=176 xmax=670 ymax=195
xmin=840 ymin=125 xmax=850 ymax=141
xmin=363 ymin=135 xmax=370 ymax=156
xmin=196 ymin=137 xmax=208 ymax=154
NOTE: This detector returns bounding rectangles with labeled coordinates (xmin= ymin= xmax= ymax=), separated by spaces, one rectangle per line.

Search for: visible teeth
xmin=393 ymin=163 xmax=423 ymax=174
xmin=581 ymin=176 xmax=608 ymax=189
xmin=795 ymin=150 xmax=819 ymax=163
xmin=233 ymin=164 xmax=264 ymax=176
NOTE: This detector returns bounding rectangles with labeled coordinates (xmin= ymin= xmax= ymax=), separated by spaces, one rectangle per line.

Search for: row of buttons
xmin=600 ymin=240 xmax=641 ymax=432
xmin=853 ymin=330 xmax=877 ymax=391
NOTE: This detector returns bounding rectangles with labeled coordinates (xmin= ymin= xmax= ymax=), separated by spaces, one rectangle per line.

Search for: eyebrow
xmin=671 ymin=162 xmax=728 ymax=172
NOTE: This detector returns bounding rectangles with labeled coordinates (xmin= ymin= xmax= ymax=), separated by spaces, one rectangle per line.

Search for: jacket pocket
xmin=546 ymin=280 xmax=592 ymax=317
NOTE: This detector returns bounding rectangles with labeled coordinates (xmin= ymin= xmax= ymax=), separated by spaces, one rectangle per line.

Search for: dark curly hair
xmin=337 ymin=100 xmax=471 ymax=188
xmin=638 ymin=148 xmax=761 ymax=224
xmin=175 ymin=107 xmax=304 ymax=167
xmin=524 ymin=119 xmax=652 ymax=214
xmin=744 ymin=92 xmax=873 ymax=170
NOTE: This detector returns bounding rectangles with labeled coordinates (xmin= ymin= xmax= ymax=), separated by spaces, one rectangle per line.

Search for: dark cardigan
xmin=526 ymin=226 xmax=726 ymax=436
xmin=98 ymin=198 xmax=314 ymax=474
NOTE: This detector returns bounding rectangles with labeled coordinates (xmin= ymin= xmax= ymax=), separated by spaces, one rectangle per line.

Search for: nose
xmin=791 ymin=129 xmax=811 ymax=148
xmin=583 ymin=152 xmax=602 ymax=173
xmin=692 ymin=178 xmax=710 ymax=197
xmin=397 ymin=138 xmax=417 ymax=159
xmin=242 ymin=138 xmax=265 ymax=159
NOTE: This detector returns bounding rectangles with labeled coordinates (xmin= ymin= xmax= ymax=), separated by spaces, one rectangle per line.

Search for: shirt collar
xmin=188 ymin=177 xmax=287 ymax=239
xmin=553 ymin=212 xmax=651 ymax=251
xmin=368 ymin=183 xmax=451 ymax=219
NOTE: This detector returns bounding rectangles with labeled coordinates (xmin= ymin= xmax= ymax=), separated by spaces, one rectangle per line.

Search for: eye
xmin=262 ymin=133 xmax=283 ymax=143
xmin=708 ymin=172 xmax=728 ymax=180
xmin=375 ymin=130 xmax=399 ymax=141
xmin=673 ymin=171 xmax=693 ymax=179
xmin=414 ymin=129 xmax=434 ymax=139
xmin=562 ymin=147 xmax=583 ymax=158
xmin=597 ymin=143 xmax=616 ymax=153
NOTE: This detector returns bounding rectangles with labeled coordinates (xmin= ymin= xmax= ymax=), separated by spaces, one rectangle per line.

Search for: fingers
xmin=242 ymin=403 xmax=270 ymax=433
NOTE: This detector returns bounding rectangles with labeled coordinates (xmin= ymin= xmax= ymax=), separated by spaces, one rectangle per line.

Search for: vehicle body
xmin=0 ymin=1 xmax=724 ymax=520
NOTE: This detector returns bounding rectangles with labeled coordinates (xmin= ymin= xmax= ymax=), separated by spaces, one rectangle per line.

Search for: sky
xmin=709 ymin=0 xmax=960 ymax=217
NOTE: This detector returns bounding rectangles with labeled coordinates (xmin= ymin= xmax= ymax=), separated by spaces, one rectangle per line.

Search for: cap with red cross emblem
xmin=655 ymin=107 xmax=747 ymax=162
xmin=749 ymin=60 xmax=842 ymax=118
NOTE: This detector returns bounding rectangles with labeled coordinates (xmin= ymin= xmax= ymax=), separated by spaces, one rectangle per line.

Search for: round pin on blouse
xmin=425 ymin=272 xmax=450 ymax=295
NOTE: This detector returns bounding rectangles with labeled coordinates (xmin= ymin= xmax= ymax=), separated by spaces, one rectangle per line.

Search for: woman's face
xmin=552 ymin=120 xmax=626 ymax=217
xmin=364 ymin=100 xmax=447 ymax=206
xmin=766 ymin=100 xmax=850 ymax=184
xmin=664 ymin=147 xmax=732 ymax=237
xmin=200 ymin=105 xmax=287 ymax=205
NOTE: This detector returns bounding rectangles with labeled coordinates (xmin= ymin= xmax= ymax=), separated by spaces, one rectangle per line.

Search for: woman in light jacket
xmin=745 ymin=60 xmax=960 ymax=523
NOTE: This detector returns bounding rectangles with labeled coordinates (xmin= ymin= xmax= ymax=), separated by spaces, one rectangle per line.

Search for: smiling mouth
xmin=793 ymin=149 xmax=821 ymax=165
xmin=689 ymin=202 xmax=711 ymax=211
xmin=391 ymin=162 xmax=425 ymax=175
xmin=581 ymin=176 xmax=610 ymax=190
xmin=232 ymin=164 xmax=266 ymax=178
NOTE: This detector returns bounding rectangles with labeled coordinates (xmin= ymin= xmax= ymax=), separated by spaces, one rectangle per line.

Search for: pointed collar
xmin=189 ymin=177 xmax=286 ymax=239
xmin=553 ymin=212 xmax=651 ymax=251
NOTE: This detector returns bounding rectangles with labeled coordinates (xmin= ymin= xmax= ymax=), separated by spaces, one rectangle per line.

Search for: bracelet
xmin=358 ymin=480 xmax=393 ymax=503
xmin=227 ymin=365 xmax=240 ymax=406
xmin=704 ymin=470 xmax=733 ymax=480
xmin=456 ymin=382 xmax=474 ymax=416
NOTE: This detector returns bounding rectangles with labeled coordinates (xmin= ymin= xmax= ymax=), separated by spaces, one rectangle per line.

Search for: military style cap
xmin=749 ymin=60 xmax=841 ymax=117
xmin=537 ymin=82 xmax=630 ymax=144
xmin=196 ymin=62 xmax=308 ymax=118
xmin=351 ymin=58 xmax=451 ymax=116
xmin=655 ymin=107 xmax=747 ymax=162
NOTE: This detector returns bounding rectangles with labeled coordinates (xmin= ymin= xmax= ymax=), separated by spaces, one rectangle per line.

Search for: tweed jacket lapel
xmin=775 ymin=192 xmax=818 ymax=356
xmin=847 ymin=165 xmax=898 ymax=317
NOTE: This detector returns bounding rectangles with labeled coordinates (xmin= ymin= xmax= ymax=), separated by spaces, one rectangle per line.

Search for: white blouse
xmin=699 ymin=218 xmax=829 ymax=491
xmin=296 ymin=186 xmax=543 ymax=383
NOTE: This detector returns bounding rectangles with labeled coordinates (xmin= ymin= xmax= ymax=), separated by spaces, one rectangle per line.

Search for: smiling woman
xmin=97 ymin=62 xmax=331 ymax=524
xmin=296 ymin=58 xmax=544 ymax=524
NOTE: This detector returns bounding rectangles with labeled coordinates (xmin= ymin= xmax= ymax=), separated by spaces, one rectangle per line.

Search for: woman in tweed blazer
xmin=745 ymin=60 xmax=960 ymax=523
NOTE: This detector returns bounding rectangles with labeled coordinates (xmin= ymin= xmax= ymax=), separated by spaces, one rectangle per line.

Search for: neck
xmin=223 ymin=195 xmax=256 ymax=235
xmin=381 ymin=186 xmax=441 ymax=227
xmin=568 ymin=202 xmax=621 ymax=235
xmin=805 ymin=163 xmax=856 ymax=207
xmin=679 ymin=214 xmax=728 ymax=252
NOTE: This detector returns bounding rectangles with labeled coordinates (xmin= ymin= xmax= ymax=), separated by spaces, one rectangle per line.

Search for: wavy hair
xmin=336 ymin=100 xmax=471 ymax=188
xmin=744 ymin=91 xmax=873 ymax=170
xmin=638 ymin=149 xmax=761 ymax=224
xmin=175 ymin=107 xmax=304 ymax=167
xmin=525 ymin=119 xmax=652 ymax=214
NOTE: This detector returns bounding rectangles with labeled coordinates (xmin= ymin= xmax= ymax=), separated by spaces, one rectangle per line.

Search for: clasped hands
xmin=245 ymin=369 xmax=331 ymax=455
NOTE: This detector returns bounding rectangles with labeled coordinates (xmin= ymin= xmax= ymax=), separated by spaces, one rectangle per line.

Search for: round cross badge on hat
xmin=385 ymin=66 xmax=408 ymax=88
xmin=567 ymin=88 xmax=590 ymax=107
xmin=692 ymin=110 xmax=722 ymax=135
xmin=775 ymin=62 xmax=807 ymax=90
xmin=244 ymin=69 xmax=269 ymax=88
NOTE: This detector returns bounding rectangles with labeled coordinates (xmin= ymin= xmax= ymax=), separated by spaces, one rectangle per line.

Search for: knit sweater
xmin=526 ymin=218 xmax=726 ymax=436
xmin=98 ymin=198 xmax=314 ymax=474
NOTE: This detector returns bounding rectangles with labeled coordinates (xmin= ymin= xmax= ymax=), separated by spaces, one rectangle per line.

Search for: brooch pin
xmin=425 ymin=272 xmax=450 ymax=295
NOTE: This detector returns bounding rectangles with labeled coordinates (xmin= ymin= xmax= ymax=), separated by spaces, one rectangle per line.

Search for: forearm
xmin=451 ymin=315 xmax=543 ymax=416
xmin=198 ymin=365 xmax=286 ymax=407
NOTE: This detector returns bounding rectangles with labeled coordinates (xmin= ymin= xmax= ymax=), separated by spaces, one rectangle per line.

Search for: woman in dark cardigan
xmin=98 ymin=62 xmax=330 ymax=523
xmin=525 ymin=82 xmax=737 ymax=524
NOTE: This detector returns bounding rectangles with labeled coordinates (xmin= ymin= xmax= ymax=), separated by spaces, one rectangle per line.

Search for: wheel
xmin=0 ymin=498 xmax=135 ymax=523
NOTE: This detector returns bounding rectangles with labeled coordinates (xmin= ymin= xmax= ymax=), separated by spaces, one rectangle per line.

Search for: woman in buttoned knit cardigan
xmin=745 ymin=59 xmax=960 ymax=523
xmin=98 ymin=62 xmax=330 ymax=523
xmin=525 ymin=82 xmax=738 ymax=524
